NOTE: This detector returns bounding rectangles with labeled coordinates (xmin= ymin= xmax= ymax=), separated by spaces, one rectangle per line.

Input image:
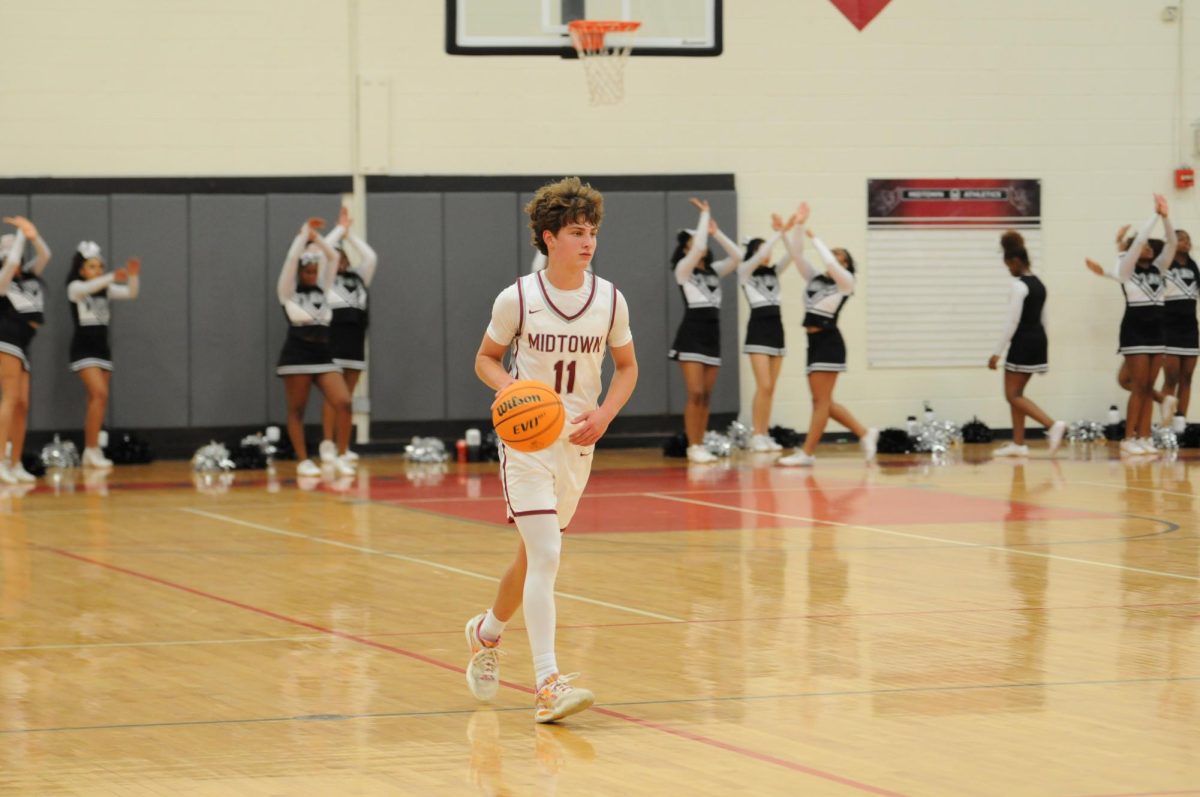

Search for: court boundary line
xmin=642 ymin=494 xmax=1200 ymax=582
xmin=34 ymin=544 xmax=906 ymax=797
xmin=179 ymin=507 xmax=683 ymax=622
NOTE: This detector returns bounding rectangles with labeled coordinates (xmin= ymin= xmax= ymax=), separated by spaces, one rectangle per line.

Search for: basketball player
xmin=1085 ymin=195 xmax=1174 ymax=455
xmin=65 ymin=242 xmax=141 ymax=469
xmin=668 ymin=198 xmax=742 ymax=463
xmin=0 ymin=216 xmax=50 ymax=484
xmin=777 ymin=210 xmax=877 ymax=466
xmin=317 ymin=206 xmax=377 ymax=466
xmin=275 ymin=217 xmax=353 ymax=478
xmin=987 ymin=231 xmax=1066 ymax=456
xmin=464 ymin=176 xmax=637 ymax=723
xmin=738 ymin=207 xmax=805 ymax=452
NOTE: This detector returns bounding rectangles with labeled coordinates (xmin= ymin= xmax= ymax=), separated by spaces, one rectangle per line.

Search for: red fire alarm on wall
xmin=1176 ymin=167 xmax=1195 ymax=189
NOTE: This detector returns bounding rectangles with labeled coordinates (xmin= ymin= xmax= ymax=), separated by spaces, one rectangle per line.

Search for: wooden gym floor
xmin=1 ymin=444 xmax=1197 ymax=796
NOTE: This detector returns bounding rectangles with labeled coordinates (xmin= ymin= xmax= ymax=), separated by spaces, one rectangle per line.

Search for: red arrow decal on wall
xmin=829 ymin=0 xmax=893 ymax=31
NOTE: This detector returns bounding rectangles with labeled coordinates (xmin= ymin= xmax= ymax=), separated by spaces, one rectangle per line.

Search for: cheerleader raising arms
xmin=777 ymin=208 xmax=876 ymax=466
xmin=275 ymin=218 xmax=353 ymax=478
xmin=668 ymin=197 xmax=742 ymax=463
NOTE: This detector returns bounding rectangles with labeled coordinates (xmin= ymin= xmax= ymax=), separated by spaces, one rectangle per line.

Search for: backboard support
xmin=445 ymin=0 xmax=722 ymax=57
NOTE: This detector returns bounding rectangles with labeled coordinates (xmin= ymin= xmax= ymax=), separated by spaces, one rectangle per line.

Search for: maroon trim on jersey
xmin=512 ymin=509 xmax=558 ymax=517
xmin=536 ymin=270 xmax=597 ymax=323
xmin=514 ymin=277 xmax=526 ymax=338
xmin=499 ymin=444 xmax=516 ymax=518
xmin=608 ymin=285 xmax=618 ymax=335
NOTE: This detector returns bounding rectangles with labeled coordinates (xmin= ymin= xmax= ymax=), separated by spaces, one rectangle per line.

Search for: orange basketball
xmin=491 ymin=379 xmax=565 ymax=452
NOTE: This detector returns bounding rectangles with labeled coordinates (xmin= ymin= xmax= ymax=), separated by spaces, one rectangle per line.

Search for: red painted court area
xmin=371 ymin=465 xmax=1107 ymax=533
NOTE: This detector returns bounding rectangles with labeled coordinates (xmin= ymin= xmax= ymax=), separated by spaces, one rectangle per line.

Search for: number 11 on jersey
xmin=553 ymin=360 xmax=576 ymax=394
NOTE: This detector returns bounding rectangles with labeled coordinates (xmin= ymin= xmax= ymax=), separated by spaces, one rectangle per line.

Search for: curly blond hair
xmin=525 ymin=177 xmax=604 ymax=255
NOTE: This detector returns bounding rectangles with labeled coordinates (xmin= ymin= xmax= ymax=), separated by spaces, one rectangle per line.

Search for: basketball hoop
xmin=567 ymin=20 xmax=640 ymax=106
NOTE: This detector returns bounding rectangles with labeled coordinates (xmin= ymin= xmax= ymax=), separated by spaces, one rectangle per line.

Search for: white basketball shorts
xmin=499 ymin=437 xmax=595 ymax=529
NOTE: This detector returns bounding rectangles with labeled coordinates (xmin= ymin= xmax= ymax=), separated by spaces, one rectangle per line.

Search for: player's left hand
xmin=568 ymin=408 xmax=612 ymax=446
xmin=987 ymin=354 xmax=999 ymax=370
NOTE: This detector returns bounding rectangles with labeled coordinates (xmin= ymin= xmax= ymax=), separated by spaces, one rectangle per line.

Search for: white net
xmin=568 ymin=21 xmax=640 ymax=106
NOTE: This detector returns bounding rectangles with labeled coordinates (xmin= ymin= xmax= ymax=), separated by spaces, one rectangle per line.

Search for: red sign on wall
xmin=829 ymin=0 xmax=893 ymax=31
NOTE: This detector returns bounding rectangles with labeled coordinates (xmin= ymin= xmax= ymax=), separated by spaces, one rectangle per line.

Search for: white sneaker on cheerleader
xmin=318 ymin=440 xmax=337 ymax=463
xmin=81 ymin=447 xmax=113 ymax=469
xmin=777 ymin=450 xmax=816 ymax=466
xmin=994 ymin=443 xmax=1029 ymax=457
xmin=1046 ymin=420 xmax=1067 ymax=456
xmin=342 ymin=449 xmax=360 ymax=463
xmin=1161 ymin=395 xmax=1178 ymax=427
xmin=860 ymin=428 xmax=880 ymax=461
xmin=1119 ymin=439 xmax=1143 ymax=456
xmin=0 ymin=462 xmax=16 ymax=485
xmin=11 ymin=463 xmax=36 ymax=483
xmin=749 ymin=435 xmax=775 ymax=453
xmin=534 ymin=673 xmax=594 ymax=724
xmin=687 ymin=445 xmax=718 ymax=464
xmin=334 ymin=455 xmax=356 ymax=477
xmin=1139 ymin=437 xmax=1158 ymax=455
xmin=296 ymin=458 xmax=321 ymax=477
xmin=464 ymin=613 xmax=502 ymax=701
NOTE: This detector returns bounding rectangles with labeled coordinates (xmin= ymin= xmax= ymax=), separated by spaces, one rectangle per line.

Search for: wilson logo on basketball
xmin=494 ymin=393 xmax=542 ymax=418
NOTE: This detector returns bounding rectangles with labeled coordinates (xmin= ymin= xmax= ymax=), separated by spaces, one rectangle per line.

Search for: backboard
xmin=445 ymin=0 xmax=722 ymax=57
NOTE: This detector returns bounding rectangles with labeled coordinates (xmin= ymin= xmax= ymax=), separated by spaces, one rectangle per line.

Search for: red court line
xmin=37 ymin=544 xmax=907 ymax=796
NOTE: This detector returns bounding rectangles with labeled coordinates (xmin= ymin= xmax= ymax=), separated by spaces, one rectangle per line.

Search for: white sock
xmin=514 ymin=513 xmax=561 ymax=689
xmin=479 ymin=608 xmax=506 ymax=643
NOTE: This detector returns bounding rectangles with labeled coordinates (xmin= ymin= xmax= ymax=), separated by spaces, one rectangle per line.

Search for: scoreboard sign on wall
xmin=865 ymin=179 xmax=1042 ymax=368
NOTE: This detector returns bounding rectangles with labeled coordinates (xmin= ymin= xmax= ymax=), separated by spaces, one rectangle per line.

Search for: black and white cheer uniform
xmin=782 ymin=227 xmax=855 ymax=373
xmin=276 ymin=233 xmax=341 ymax=377
xmin=668 ymin=209 xmax=742 ymax=367
xmin=1109 ymin=213 xmax=1175 ymax=356
xmin=993 ymin=274 xmax=1048 ymax=373
xmin=323 ymin=225 xmax=378 ymax=371
xmin=0 ymin=230 xmax=46 ymax=372
xmin=1163 ymin=252 xmax=1199 ymax=357
xmin=67 ymin=270 xmax=138 ymax=372
xmin=738 ymin=231 xmax=788 ymax=357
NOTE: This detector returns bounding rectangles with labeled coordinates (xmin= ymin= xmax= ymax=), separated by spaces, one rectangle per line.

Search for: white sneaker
xmin=1139 ymin=437 xmax=1158 ymax=454
xmin=860 ymin=428 xmax=880 ymax=461
xmin=464 ymin=613 xmax=502 ymax=701
xmin=296 ymin=458 xmax=321 ymax=477
xmin=994 ymin=442 xmax=1029 ymax=457
xmin=342 ymin=449 xmax=360 ymax=462
xmin=1161 ymin=395 xmax=1178 ymax=427
xmin=11 ymin=463 xmax=36 ymax=483
xmin=318 ymin=440 xmax=337 ymax=463
xmin=687 ymin=444 xmax=717 ymax=464
xmin=82 ymin=447 xmax=113 ymax=469
xmin=749 ymin=434 xmax=775 ymax=453
xmin=1119 ymin=439 xmax=1143 ymax=456
xmin=777 ymin=450 xmax=816 ymax=466
xmin=334 ymin=455 xmax=356 ymax=477
xmin=1046 ymin=420 xmax=1067 ymax=456
xmin=0 ymin=462 xmax=16 ymax=485
xmin=534 ymin=673 xmax=594 ymax=724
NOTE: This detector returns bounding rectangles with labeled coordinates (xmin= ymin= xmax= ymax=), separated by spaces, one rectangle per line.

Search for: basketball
xmin=491 ymin=379 xmax=565 ymax=452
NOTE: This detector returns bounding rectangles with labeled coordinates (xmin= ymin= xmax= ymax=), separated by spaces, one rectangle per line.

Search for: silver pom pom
xmin=240 ymin=432 xmax=278 ymax=462
xmin=914 ymin=420 xmax=961 ymax=454
xmin=703 ymin=430 xmax=733 ymax=457
xmin=40 ymin=435 xmax=80 ymax=469
xmin=191 ymin=441 xmax=235 ymax=472
xmin=1067 ymin=420 xmax=1105 ymax=443
xmin=726 ymin=420 xmax=752 ymax=450
xmin=403 ymin=436 xmax=448 ymax=463
xmin=1153 ymin=426 xmax=1179 ymax=450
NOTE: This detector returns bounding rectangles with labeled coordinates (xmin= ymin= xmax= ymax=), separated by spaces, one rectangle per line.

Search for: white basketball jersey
xmin=508 ymin=271 xmax=621 ymax=435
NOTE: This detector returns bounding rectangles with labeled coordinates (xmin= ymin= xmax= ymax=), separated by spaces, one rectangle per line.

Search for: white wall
xmin=1 ymin=0 xmax=1198 ymax=430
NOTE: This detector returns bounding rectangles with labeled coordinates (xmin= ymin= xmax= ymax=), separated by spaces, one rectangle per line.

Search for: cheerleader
xmin=0 ymin=217 xmax=50 ymax=484
xmin=987 ymin=231 xmax=1066 ymax=456
xmin=1160 ymin=227 xmax=1196 ymax=431
xmin=317 ymin=207 xmax=377 ymax=464
xmin=776 ymin=211 xmax=877 ymax=466
xmin=66 ymin=242 xmax=140 ymax=469
xmin=737 ymin=206 xmax=808 ymax=452
xmin=276 ymin=217 xmax=353 ymax=478
xmin=668 ymin=198 xmax=742 ymax=464
xmin=1084 ymin=195 xmax=1174 ymax=455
